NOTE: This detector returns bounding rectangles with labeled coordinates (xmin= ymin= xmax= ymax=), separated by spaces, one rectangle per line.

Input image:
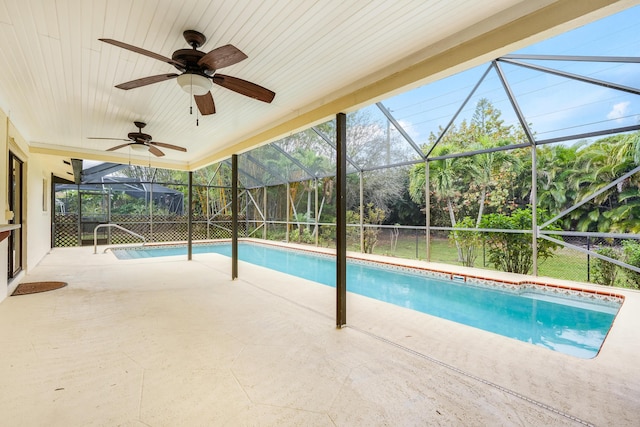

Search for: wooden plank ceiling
xmin=0 ymin=0 xmax=633 ymax=170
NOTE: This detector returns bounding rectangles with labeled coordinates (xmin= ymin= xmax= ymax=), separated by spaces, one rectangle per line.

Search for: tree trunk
xmin=314 ymin=196 xmax=325 ymax=238
xmin=447 ymin=198 xmax=463 ymax=261
xmin=306 ymin=187 xmax=312 ymax=232
xmin=476 ymin=186 xmax=487 ymax=227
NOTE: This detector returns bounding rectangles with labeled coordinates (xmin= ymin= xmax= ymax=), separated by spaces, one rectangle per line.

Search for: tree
xmin=566 ymin=133 xmax=640 ymax=232
xmin=409 ymin=98 xmax=528 ymax=229
xmin=409 ymin=144 xmax=466 ymax=260
xmin=347 ymin=203 xmax=386 ymax=253
xmin=536 ymin=143 xmax=583 ymax=226
xmin=466 ymin=136 xmax=519 ymax=226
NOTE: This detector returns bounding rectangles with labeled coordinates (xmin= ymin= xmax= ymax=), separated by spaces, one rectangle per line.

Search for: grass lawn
xmin=369 ymin=235 xmax=591 ymax=283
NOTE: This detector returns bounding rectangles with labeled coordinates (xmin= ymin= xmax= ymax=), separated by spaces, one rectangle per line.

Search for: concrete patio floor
xmin=1 ymin=245 xmax=639 ymax=426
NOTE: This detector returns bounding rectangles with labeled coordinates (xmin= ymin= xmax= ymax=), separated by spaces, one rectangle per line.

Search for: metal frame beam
xmin=540 ymin=234 xmax=640 ymax=275
xmin=311 ymin=126 xmax=360 ymax=170
xmin=223 ymin=158 xmax=262 ymax=188
xmin=502 ymin=54 xmax=640 ymax=63
xmin=541 ymin=164 xmax=640 ymax=230
xmin=271 ymin=143 xmax=318 ymax=179
xmin=375 ymin=102 xmax=423 ymax=156
xmin=425 ymin=64 xmax=493 ymax=159
xmin=535 ymin=125 xmax=640 ymax=146
xmin=245 ymin=153 xmax=288 ymax=184
xmin=493 ymin=61 xmax=536 ymax=145
xmin=498 ymin=57 xmax=640 ymax=96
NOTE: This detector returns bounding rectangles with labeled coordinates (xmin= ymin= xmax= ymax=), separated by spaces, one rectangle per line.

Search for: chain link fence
xmin=257 ymin=223 xmax=639 ymax=288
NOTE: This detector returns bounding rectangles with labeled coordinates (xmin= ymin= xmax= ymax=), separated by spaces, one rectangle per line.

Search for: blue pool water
xmin=113 ymin=242 xmax=621 ymax=358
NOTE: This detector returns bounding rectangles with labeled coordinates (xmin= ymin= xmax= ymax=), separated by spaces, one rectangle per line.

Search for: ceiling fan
xmin=89 ymin=121 xmax=186 ymax=157
xmin=100 ymin=30 xmax=275 ymax=115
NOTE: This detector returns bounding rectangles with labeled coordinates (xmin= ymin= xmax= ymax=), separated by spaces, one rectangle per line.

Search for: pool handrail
xmin=93 ymin=224 xmax=146 ymax=254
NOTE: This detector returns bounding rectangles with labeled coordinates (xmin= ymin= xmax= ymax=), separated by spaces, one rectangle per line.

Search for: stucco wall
xmin=26 ymin=153 xmax=55 ymax=270
xmin=0 ymin=110 xmax=8 ymax=297
xmin=1 ymin=108 xmax=61 ymax=303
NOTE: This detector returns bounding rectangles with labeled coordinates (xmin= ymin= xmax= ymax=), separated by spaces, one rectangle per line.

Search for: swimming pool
xmin=113 ymin=241 xmax=623 ymax=358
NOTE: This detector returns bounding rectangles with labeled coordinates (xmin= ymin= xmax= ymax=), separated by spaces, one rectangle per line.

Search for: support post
xmin=187 ymin=171 xmax=193 ymax=261
xmin=315 ymin=178 xmax=319 ymax=246
xmin=232 ymin=155 xmax=239 ymax=279
xmin=107 ymin=186 xmax=112 ymax=245
xmin=425 ymin=161 xmax=431 ymax=262
xmin=263 ymin=186 xmax=268 ymax=240
xmin=286 ymin=182 xmax=290 ymax=243
xmin=149 ymin=170 xmax=155 ymax=242
xmin=531 ymin=146 xmax=538 ymax=276
xmin=206 ymin=178 xmax=210 ymax=240
xmin=77 ymin=185 xmax=82 ymax=247
xmin=336 ymin=113 xmax=347 ymax=328
xmin=587 ymin=237 xmax=591 ymax=282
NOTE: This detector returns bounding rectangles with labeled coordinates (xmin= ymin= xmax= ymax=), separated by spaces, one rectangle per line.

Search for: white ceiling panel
xmin=0 ymin=0 xmax=635 ymax=170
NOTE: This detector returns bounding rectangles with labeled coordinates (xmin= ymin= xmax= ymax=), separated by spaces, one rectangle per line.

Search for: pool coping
xmin=113 ymin=238 xmax=626 ymax=307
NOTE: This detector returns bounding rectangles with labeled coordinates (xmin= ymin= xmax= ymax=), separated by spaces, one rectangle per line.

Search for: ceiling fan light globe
xmin=131 ymin=143 xmax=148 ymax=152
xmin=177 ymin=73 xmax=211 ymax=96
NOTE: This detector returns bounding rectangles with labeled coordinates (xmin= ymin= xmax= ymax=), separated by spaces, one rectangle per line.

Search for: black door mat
xmin=12 ymin=281 xmax=67 ymax=296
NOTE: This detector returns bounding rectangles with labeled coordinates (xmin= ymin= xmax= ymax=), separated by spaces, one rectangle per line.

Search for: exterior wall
xmin=0 ymin=110 xmax=8 ymax=296
xmin=26 ymin=153 xmax=56 ymax=270
xmin=0 ymin=108 xmax=61 ymax=304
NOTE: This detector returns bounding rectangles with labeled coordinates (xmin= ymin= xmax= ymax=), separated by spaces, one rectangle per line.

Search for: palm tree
xmin=410 ymin=143 xmax=466 ymax=260
xmin=568 ymin=134 xmax=640 ymax=232
xmin=536 ymin=143 xmax=582 ymax=228
xmin=467 ymin=136 xmax=518 ymax=226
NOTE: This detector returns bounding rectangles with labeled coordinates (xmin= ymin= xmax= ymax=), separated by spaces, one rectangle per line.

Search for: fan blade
xmin=194 ymin=92 xmax=216 ymax=115
xmin=115 ymin=74 xmax=179 ymax=90
xmin=149 ymin=141 xmax=187 ymax=152
xmin=99 ymin=38 xmax=186 ymax=69
xmin=87 ymin=137 xmax=129 ymax=141
xmin=198 ymin=44 xmax=247 ymax=71
xmin=148 ymin=145 xmax=165 ymax=157
xmin=106 ymin=143 xmax=132 ymax=151
xmin=213 ymin=74 xmax=275 ymax=103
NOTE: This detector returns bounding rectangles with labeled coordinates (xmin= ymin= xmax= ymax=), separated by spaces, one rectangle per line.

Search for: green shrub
xmin=290 ymin=228 xmax=315 ymax=244
xmin=346 ymin=204 xmax=386 ymax=254
xmin=592 ymin=247 xmax=620 ymax=286
xmin=479 ymin=207 xmax=560 ymax=274
xmin=319 ymin=225 xmax=335 ymax=247
xmin=622 ymin=240 xmax=640 ymax=289
xmin=449 ymin=217 xmax=481 ymax=267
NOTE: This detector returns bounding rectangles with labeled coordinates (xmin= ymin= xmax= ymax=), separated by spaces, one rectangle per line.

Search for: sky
xmin=375 ymin=4 xmax=640 ymax=157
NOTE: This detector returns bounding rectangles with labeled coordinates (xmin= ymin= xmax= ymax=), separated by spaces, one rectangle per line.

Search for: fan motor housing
xmin=172 ymin=49 xmax=207 ymax=73
xmin=128 ymin=132 xmax=152 ymax=142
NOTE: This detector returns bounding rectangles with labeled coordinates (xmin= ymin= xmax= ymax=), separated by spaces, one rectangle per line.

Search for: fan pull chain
xmin=189 ymin=74 xmax=199 ymax=125
xmin=190 ymin=74 xmax=193 ymax=115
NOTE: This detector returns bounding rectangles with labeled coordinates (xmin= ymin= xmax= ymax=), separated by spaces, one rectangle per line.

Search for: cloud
xmin=396 ymin=119 xmax=420 ymax=141
xmin=607 ymin=101 xmax=630 ymax=122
